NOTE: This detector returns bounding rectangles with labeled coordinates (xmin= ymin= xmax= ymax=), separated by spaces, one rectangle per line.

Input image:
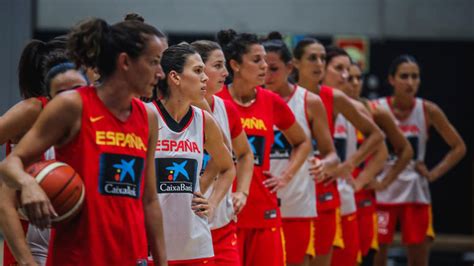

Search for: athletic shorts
xmin=237 ymin=227 xmax=285 ymax=266
xmin=211 ymin=221 xmax=240 ymax=266
xmin=376 ymin=204 xmax=435 ymax=245
xmin=314 ymin=208 xmax=344 ymax=255
xmin=281 ymin=219 xmax=315 ymax=264
xmin=331 ymin=212 xmax=360 ymax=266
xmin=357 ymin=207 xmax=378 ymax=256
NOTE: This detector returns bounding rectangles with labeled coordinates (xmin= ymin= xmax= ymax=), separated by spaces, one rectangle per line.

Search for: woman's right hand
xmin=20 ymin=178 xmax=56 ymax=229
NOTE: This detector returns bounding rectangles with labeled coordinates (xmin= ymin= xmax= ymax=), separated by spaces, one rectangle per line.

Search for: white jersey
xmin=149 ymin=102 xmax=213 ymax=261
xmin=271 ymin=86 xmax=317 ymax=218
xmin=203 ymin=96 xmax=234 ymax=230
xmin=333 ymin=115 xmax=357 ymax=216
xmin=375 ymin=97 xmax=430 ymax=204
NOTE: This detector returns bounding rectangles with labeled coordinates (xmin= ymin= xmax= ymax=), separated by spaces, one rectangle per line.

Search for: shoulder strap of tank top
xmin=319 ymin=85 xmax=334 ymax=134
xmin=36 ymin=96 xmax=49 ymax=109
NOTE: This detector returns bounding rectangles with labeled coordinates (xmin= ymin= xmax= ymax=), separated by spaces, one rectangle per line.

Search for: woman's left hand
xmin=262 ymin=171 xmax=291 ymax=193
xmin=192 ymin=191 xmax=214 ymax=218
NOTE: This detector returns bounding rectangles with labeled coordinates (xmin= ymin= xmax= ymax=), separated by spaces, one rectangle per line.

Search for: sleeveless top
xmin=51 ymin=86 xmax=149 ymax=265
xmin=217 ymin=86 xmax=295 ymax=228
xmin=271 ymin=85 xmax=317 ymax=218
xmin=149 ymin=101 xmax=213 ymax=261
xmin=374 ymin=97 xmax=430 ymax=204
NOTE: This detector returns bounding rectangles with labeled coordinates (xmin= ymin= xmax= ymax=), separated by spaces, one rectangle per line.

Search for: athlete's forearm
xmin=0 ymin=155 xmax=34 ymax=191
xmin=208 ymin=165 xmax=236 ymax=208
xmin=356 ymin=144 xmax=388 ymax=188
xmin=234 ymin=150 xmax=253 ymax=194
xmin=346 ymin=129 xmax=384 ymax=169
xmin=383 ymin=141 xmax=413 ymax=187
xmin=200 ymin=159 xmax=219 ymax=194
xmin=284 ymin=137 xmax=312 ymax=181
xmin=144 ymin=198 xmax=168 ymax=266
xmin=428 ymin=143 xmax=466 ymax=181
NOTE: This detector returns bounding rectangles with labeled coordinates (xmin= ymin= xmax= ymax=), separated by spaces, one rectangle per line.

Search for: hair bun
xmin=267 ymin=31 xmax=283 ymax=41
xmin=67 ymin=18 xmax=110 ymax=68
xmin=216 ymin=29 xmax=237 ymax=47
xmin=124 ymin=13 xmax=145 ymax=22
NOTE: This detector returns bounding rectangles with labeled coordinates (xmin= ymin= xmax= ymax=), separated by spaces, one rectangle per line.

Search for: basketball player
xmin=149 ymin=43 xmax=235 ymax=266
xmin=0 ymin=18 xmax=168 ymax=265
xmin=321 ymin=46 xmax=392 ymax=266
xmin=292 ymin=38 xmax=384 ymax=266
xmin=341 ymin=62 xmax=414 ymax=264
xmin=191 ymin=40 xmax=254 ymax=266
xmin=216 ymin=29 xmax=312 ymax=266
xmin=262 ymin=32 xmax=340 ymax=266
xmin=0 ymin=37 xmax=88 ymax=266
xmin=373 ymin=55 xmax=466 ymax=266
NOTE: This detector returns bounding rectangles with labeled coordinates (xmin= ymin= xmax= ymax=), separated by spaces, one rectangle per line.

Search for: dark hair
xmin=388 ymin=54 xmax=418 ymax=77
xmin=293 ymin=37 xmax=321 ymax=60
xmin=325 ymin=45 xmax=351 ymax=67
xmin=291 ymin=37 xmax=322 ymax=82
xmin=157 ymin=43 xmax=198 ymax=98
xmin=17 ymin=40 xmax=49 ymax=98
xmin=124 ymin=12 xmax=145 ymax=22
xmin=18 ymin=37 xmax=71 ymax=99
xmin=262 ymin=31 xmax=292 ymax=64
xmin=67 ymin=18 xmax=165 ymax=79
xmin=42 ymin=49 xmax=89 ymax=94
xmin=190 ymin=40 xmax=222 ymax=64
xmin=216 ymin=29 xmax=260 ymax=76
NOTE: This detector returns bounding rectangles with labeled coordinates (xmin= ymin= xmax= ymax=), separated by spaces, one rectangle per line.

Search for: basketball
xmin=20 ymin=160 xmax=85 ymax=224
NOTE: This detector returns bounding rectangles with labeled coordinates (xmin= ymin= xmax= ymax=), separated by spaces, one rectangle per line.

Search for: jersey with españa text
xmin=374 ymin=97 xmax=430 ymax=204
xmin=271 ymin=85 xmax=316 ymax=218
xmin=217 ymin=85 xmax=295 ymax=228
xmin=149 ymin=100 xmax=213 ymax=261
xmin=50 ymin=86 xmax=149 ymax=266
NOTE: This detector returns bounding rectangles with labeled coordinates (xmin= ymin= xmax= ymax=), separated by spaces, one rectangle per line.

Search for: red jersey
xmin=315 ymin=85 xmax=340 ymax=211
xmin=49 ymin=87 xmax=149 ymax=265
xmin=217 ymin=86 xmax=295 ymax=228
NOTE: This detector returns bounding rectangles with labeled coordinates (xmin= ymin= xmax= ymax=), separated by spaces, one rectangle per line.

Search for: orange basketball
xmin=21 ymin=160 xmax=85 ymax=224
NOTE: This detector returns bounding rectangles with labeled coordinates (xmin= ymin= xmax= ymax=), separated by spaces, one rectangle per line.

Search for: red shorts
xmin=314 ymin=209 xmax=343 ymax=255
xmin=357 ymin=207 xmax=378 ymax=256
xmin=376 ymin=204 xmax=435 ymax=245
xmin=281 ymin=219 xmax=315 ymax=264
xmin=331 ymin=213 xmax=360 ymax=266
xmin=237 ymin=227 xmax=285 ymax=266
xmin=211 ymin=221 xmax=240 ymax=266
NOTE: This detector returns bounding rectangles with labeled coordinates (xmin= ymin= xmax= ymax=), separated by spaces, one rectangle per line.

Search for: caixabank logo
xmin=155 ymin=158 xmax=198 ymax=194
xmin=98 ymin=153 xmax=144 ymax=199
xmin=200 ymin=150 xmax=210 ymax=176
xmin=247 ymin=135 xmax=265 ymax=166
xmin=270 ymin=130 xmax=292 ymax=160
